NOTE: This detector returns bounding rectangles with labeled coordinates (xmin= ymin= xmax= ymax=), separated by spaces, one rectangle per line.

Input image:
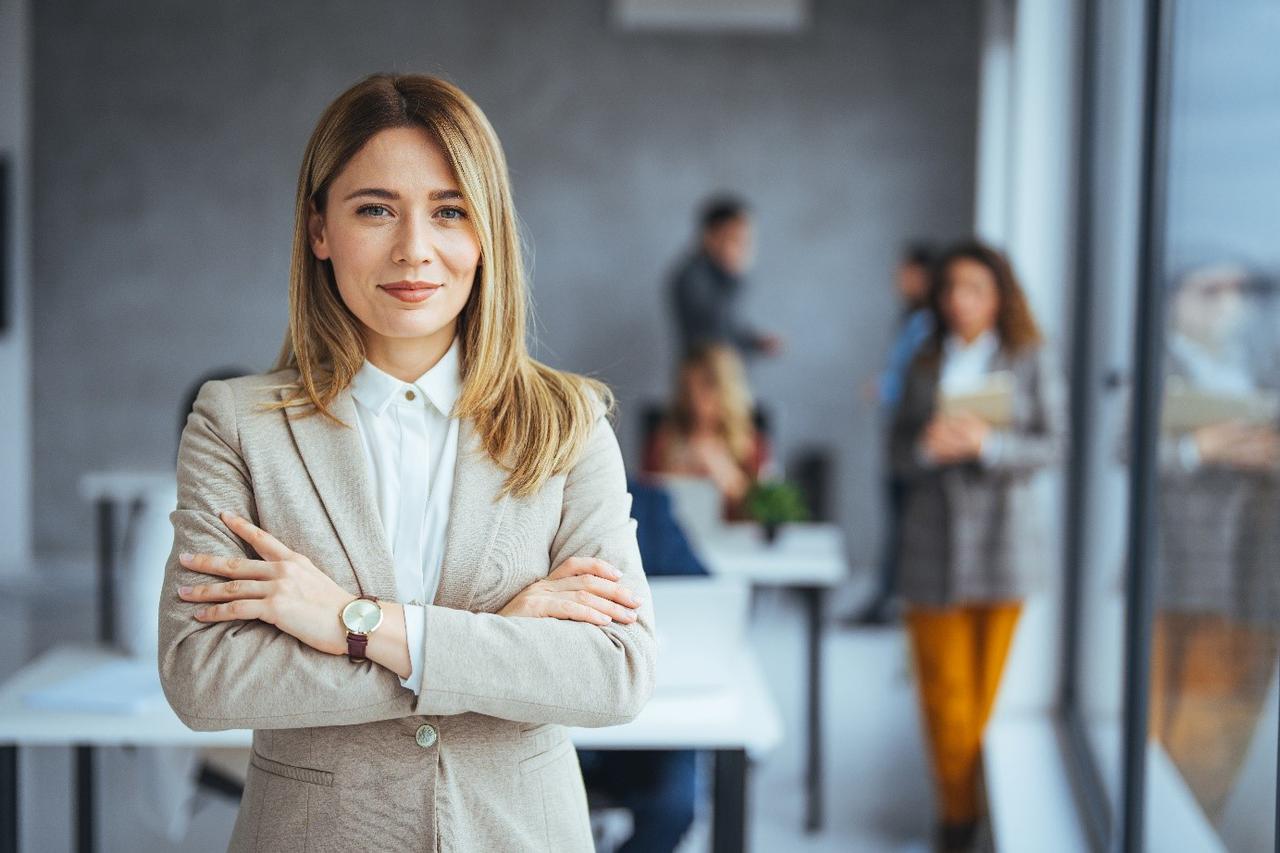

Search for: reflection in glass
xmin=1150 ymin=261 xmax=1280 ymax=834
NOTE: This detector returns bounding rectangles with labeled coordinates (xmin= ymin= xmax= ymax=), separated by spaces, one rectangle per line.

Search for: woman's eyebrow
xmin=341 ymin=187 xmax=464 ymax=202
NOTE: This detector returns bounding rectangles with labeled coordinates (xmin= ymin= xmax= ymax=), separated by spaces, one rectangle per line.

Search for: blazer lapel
xmin=432 ymin=419 xmax=511 ymax=610
xmin=282 ymin=384 xmax=399 ymax=600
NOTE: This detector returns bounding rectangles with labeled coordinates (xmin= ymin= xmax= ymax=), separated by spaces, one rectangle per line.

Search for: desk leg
xmin=711 ymin=749 xmax=747 ymax=853
xmin=77 ymin=746 xmax=94 ymax=853
xmin=802 ymin=585 xmax=824 ymax=833
xmin=0 ymin=746 xmax=15 ymax=853
xmin=95 ymin=499 xmax=116 ymax=646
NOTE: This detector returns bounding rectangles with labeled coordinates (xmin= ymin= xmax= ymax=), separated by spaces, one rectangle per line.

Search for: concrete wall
xmin=0 ymin=0 xmax=31 ymax=570
xmin=30 ymin=0 xmax=980 ymax=563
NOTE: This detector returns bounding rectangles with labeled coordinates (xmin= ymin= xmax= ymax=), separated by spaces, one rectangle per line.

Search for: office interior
xmin=0 ymin=0 xmax=1276 ymax=851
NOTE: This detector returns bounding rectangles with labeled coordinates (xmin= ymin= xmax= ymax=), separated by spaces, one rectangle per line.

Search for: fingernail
xmin=178 ymin=586 xmax=192 ymax=595
xmin=179 ymin=552 xmax=192 ymax=562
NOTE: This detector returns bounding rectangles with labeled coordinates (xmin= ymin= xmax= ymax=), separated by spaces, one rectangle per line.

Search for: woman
xmin=643 ymin=342 xmax=770 ymax=519
xmin=157 ymin=73 xmax=656 ymax=852
xmin=890 ymin=240 xmax=1066 ymax=851
xmin=1149 ymin=261 xmax=1280 ymax=822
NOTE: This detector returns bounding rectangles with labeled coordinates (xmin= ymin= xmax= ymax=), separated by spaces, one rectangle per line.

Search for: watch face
xmin=342 ymin=599 xmax=382 ymax=634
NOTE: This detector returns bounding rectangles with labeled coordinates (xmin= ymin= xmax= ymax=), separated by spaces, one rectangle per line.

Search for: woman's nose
xmin=393 ymin=214 xmax=436 ymax=267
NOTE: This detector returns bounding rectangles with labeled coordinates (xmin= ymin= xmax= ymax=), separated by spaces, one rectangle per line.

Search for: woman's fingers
xmin=546 ymin=599 xmax=614 ymax=626
xmin=178 ymin=551 xmax=277 ymax=579
xmin=178 ymin=578 xmax=273 ymax=602
xmin=570 ymin=590 xmax=639 ymax=623
xmin=548 ymin=556 xmax=621 ymax=581
xmin=192 ymin=597 xmax=269 ymax=623
xmin=550 ymin=573 xmax=642 ymax=608
xmin=219 ymin=511 xmax=295 ymax=561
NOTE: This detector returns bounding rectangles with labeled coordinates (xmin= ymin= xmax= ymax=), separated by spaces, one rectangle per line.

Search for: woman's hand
xmin=176 ymin=511 xmax=353 ymax=656
xmin=923 ymin=411 xmax=991 ymax=463
xmin=498 ymin=556 xmax=642 ymax=626
xmin=1194 ymin=421 xmax=1280 ymax=470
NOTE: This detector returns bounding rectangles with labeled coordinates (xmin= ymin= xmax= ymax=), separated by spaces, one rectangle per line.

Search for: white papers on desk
xmin=22 ymin=657 xmax=169 ymax=715
xmin=937 ymin=371 xmax=1015 ymax=427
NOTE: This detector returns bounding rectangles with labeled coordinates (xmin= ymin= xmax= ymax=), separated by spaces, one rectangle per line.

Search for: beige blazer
xmin=156 ymin=368 xmax=657 ymax=852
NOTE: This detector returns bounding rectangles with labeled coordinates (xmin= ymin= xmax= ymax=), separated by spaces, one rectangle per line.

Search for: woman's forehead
xmin=334 ymin=126 xmax=460 ymax=195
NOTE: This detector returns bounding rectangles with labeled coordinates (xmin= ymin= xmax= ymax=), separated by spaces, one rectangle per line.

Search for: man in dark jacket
xmin=669 ymin=195 xmax=782 ymax=360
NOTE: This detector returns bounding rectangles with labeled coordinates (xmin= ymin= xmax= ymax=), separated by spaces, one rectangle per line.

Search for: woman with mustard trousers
xmin=889 ymin=240 xmax=1066 ymax=851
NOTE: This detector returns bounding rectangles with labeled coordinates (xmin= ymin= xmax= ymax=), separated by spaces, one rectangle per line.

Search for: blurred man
xmin=669 ymin=195 xmax=783 ymax=360
xmin=844 ymin=243 xmax=936 ymax=627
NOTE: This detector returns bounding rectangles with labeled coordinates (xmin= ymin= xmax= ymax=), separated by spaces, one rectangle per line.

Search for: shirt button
xmin=404 ymin=389 xmax=416 ymax=401
xmin=415 ymin=723 xmax=438 ymax=749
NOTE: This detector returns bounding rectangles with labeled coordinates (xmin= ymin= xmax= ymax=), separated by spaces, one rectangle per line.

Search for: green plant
xmin=744 ymin=479 xmax=810 ymax=527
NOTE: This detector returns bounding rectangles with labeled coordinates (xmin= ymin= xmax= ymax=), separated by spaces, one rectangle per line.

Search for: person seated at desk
xmin=577 ymin=476 xmax=709 ymax=853
xmin=643 ymin=343 xmax=770 ymax=520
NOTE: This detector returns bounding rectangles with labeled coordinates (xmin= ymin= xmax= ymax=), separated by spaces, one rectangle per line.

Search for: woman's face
xmin=1172 ymin=267 xmax=1246 ymax=346
xmin=941 ymin=258 xmax=1000 ymax=342
xmin=309 ymin=126 xmax=480 ymax=363
xmin=682 ymin=363 xmax=722 ymax=427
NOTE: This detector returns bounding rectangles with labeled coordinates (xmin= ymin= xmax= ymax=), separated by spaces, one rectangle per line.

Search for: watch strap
xmin=346 ymin=594 xmax=379 ymax=663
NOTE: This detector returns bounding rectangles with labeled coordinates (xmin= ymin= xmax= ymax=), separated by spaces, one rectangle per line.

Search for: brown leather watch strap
xmin=346 ymin=594 xmax=379 ymax=663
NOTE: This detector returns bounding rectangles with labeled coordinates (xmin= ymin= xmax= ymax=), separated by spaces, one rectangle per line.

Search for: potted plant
xmin=744 ymin=479 xmax=810 ymax=544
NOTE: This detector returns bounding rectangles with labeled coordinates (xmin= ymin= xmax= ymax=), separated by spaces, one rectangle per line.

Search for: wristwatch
xmin=340 ymin=594 xmax=383 ymax=663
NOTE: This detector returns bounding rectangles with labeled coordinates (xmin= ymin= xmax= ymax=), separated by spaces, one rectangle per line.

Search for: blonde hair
xmin=670 ymin=343 xmax=755 ymax=464
xmin=259 ymin=73 xmax=612 ymax=497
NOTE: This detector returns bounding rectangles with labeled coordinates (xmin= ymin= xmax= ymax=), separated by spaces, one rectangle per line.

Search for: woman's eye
xmin=357 ymin=204 xmax=392 ymax=218
xmin=437 ymin=206 xmax=467 ymax=221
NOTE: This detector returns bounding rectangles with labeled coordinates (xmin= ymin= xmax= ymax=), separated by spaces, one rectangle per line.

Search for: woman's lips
xmin=380 ymin=284 xmax=441 ymax=304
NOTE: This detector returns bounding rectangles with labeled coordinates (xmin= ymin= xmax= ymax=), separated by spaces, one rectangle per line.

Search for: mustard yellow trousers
xmin=905 ymin=601 xmax=1023 ymax=824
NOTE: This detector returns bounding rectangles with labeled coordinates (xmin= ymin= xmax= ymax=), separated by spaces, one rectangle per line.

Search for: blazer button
xmin=415 ymin=723 xmax=438 ymax=749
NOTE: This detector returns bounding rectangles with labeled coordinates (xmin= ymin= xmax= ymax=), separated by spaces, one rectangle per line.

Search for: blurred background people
xmin=889 ymin=241 xmax=1066 ymax=851
xmin=644 ymin=343 xmax=771 ymax=520
xmin=1149 ymin=261 xmax=1280 ymax=824
xmin=846 ymin=242 xmax=937 ymax=626
xmin=668 ymin=194 xmax=783 ymax=361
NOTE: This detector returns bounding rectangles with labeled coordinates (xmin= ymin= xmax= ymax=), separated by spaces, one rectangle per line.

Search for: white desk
xmin=0 ymin=642 xmax=780 ymax=853
xmin=690 ymin=521 xmax=848 ymax=834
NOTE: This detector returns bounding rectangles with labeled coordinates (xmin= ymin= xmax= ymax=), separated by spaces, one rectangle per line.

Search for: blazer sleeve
xmin=412 ymin=407 xmax=658 ymax=727
xmin=157 ymin=379 xmax=418 ymax=731
xmin=889 ymin=357 xmax=937 ymax=482
xmin=979 ymin=345 xmax=1069 ymax=475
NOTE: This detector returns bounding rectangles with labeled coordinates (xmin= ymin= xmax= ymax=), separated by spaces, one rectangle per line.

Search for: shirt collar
xmin=350 ymin=336 xmax=462 ymax=417
xmin=943 ymin=329 xmax=999 ymax=360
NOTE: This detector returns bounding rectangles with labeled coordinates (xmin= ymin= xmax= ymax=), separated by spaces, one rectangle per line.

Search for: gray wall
xmin=1 ymin=0 xmax=32 ymax=570
xmin=32 ymin=0 xmax=980 ymax=563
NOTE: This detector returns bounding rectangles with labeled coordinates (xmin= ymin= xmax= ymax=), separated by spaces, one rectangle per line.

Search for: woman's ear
xmin=307 ymin=200 xmax=330 ymax=261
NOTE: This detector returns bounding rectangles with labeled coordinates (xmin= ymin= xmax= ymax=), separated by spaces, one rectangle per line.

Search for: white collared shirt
xmin=939 ymin=329 xmax=1000 ymax=395
xmin=349 ymin=336 xmax=461 ymax=695
xmin=922 ymin=329 xmax=1004 ymax=466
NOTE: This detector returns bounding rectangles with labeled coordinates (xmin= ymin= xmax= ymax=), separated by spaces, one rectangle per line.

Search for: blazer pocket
xmin=249 ymin=747 xmax=335 ymax=787
xmin=518 ymin=737 xmax=575 ymax=776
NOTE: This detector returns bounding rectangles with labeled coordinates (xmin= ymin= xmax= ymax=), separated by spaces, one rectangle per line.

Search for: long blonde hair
xmin=670 ymin=343 xmax=755 ymax=464
xmin=259 ymin=73 xmax=612 ymax=497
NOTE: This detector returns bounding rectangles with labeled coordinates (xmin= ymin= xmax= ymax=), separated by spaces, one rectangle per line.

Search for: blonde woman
xmin=644 ymin=342 xmax=770 ymax=518
xmin=157 ymin=73 xmax=655 ymax=852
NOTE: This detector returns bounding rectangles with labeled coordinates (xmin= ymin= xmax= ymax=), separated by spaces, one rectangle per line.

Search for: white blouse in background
xmin=348 ymin=336 xmax=461 ymax=695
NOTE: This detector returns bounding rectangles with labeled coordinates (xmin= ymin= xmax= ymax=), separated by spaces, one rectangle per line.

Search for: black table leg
xmin=0 ymin=746 xmax=16 ymax=853
xmin=77 ymin=745 xmax=93 ymax=853
xmin=711 ymin=748 xmax=747 ymax=853
xmin=802 ymin=586 xmax=824 ymax=833
xmin=95 ymin=499 xmax=116 ymax=646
